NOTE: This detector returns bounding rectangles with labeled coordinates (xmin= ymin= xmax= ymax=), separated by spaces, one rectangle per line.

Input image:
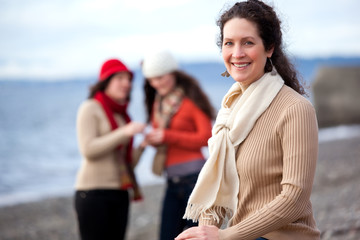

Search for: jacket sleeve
xmin=163 ymin=99 xmax=212 ymax=150
xmin=218 ymin=101 xmax=319 ymax=240
xmin=76 ymin=101 xmax=131 ymax=160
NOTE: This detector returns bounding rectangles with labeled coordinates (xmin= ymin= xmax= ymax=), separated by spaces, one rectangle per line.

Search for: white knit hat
xmin=142 ymin=50 xmax=178 ymax=78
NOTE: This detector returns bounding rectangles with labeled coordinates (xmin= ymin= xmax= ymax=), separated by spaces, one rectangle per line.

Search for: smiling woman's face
xmin=222 ymin=17 xmax=273 ymax=88
xmin=147 ymin=73 xmax=176 ymax=96
xmin=105 ymin=72 xmax=132 ymax=102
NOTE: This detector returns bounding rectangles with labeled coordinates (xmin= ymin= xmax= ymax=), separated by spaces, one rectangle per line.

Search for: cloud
xmin=274 ymin=0 xmax=360 ymax=57
xmin=0 ymin=0 xmax=359 ymax=80
xmin=122 ymin=0 xmax=193 ymax=12
xmin=0 ymin=23 xmax=221 ymax=79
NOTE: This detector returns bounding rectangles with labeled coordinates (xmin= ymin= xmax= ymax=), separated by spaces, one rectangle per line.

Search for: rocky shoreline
xmin=0 ymin=137 xmax=359 ymax=240
xmin=311 ymin=136 xmax=360 ymax=239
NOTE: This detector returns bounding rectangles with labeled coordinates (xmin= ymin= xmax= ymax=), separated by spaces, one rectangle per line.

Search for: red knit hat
xmin=99 ymin=59 xmax=133 ymax=81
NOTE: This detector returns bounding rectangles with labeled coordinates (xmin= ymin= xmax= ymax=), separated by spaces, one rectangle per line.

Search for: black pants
xmin=74 ymin=189 xmax=129 ymax=240
xmin=160 ymin=173 xmax=199 ymax=240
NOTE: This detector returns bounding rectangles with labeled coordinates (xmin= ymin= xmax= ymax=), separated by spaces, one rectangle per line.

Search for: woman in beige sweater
xmin=176 ymin=1 xmax=320 ymax=240
xmin=75 ymin=59 xmax=145 ymax=240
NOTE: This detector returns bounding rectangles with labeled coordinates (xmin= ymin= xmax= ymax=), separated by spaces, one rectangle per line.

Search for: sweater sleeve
xmin=218 ymin=101 xmax=319 ymax=240
xmin=163 ymin=99 xmax=212 ymax=150
xmin=76 ymin=100 xmax=131 ymax=160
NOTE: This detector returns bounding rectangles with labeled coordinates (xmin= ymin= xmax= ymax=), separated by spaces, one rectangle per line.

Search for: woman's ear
xmin=267 ymin=46 xmax=274 ymax=58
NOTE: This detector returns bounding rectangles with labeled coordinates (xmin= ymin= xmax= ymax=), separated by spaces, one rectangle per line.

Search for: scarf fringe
xmin=183 ymin=203 xmax=233 ymax=224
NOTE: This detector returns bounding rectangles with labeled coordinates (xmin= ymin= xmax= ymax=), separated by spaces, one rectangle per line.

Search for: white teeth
xmin=234 ymin=63 xmax=249 ymax=68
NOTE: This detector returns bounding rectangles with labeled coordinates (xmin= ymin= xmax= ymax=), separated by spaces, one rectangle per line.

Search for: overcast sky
xmin=0 ymin=0 xmax=359 ymax=80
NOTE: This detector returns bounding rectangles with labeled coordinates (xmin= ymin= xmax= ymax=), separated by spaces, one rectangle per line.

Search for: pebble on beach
xmin=0 ymin=137 xmax=359 ymax=240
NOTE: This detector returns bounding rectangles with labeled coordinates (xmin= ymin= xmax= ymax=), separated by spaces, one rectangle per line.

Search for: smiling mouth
xmin=233 ymin=63 xmax=250 ymax=68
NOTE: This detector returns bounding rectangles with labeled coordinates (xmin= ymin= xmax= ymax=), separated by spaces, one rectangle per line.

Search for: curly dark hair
xmin=217 ymin=0 xmax=306 ymax=95
xmin=143 ymin=70 xmax=215 ymax=122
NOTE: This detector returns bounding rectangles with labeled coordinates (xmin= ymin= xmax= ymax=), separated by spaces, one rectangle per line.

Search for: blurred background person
xmin=74 ymin=58 xmax=145 ymax=240
xmin=178 ymin=0 xmax=320 ymax=239
xmin=141 ymin=50 xmax=215 ymax=240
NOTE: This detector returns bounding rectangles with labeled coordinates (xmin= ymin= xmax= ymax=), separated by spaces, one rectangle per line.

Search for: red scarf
xmin=94 ymin=91 xmax=142 ymax=200
xmin=94 ymin=91 xmax=132 ymax=161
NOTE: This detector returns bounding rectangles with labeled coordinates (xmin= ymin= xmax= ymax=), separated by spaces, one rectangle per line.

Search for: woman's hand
xmin=144 ymin=128 xmax=164 ymax=145
xmin=123 ymin=122 xmax=146 ymax=137
xmin=175 ymin=225 xmax=219 ymax=240
xmin=139 ymin=139 xmax=149 ymax=148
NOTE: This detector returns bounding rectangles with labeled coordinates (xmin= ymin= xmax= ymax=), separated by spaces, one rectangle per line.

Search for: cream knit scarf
xmin=183 ymin=72 xmax=284 ymax=224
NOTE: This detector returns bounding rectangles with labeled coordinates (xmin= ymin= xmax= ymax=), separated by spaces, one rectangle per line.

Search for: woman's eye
xmin=244 ymin=41 xmax=254 ymax=45
xmin=224 ymin=42 xmax=233 ymax=46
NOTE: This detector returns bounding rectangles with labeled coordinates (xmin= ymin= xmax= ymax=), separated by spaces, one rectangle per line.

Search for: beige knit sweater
xmin=200 ymin=86 xmax=320 ymax=240
xmin=75 ymin=99 xmax=139 ymax=190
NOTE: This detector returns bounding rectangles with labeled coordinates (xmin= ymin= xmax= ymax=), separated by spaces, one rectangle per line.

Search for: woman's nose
xmin=232 ymin=45 xmax=245 ymax=58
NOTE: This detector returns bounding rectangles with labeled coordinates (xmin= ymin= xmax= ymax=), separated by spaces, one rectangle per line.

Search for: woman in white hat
xmin=141 ymin=50 xmax=215 ymax=240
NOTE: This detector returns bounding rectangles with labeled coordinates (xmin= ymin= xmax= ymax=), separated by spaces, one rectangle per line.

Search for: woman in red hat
xmin=74 ymin=59 xmax=145 ymax=240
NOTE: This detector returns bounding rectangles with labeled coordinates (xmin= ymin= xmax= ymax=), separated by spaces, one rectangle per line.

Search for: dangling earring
xmin=269 ymin=58 xmax=277 ymax=76
xmin=221 ymin=70 xmax=230 ymax=77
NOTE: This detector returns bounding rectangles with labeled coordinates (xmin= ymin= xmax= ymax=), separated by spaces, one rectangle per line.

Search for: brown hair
xmin=144 ymin=70 xmax=215 ymax=122
xmin=217 ymin=0 xmax=306 ymax=95
xmin=88 ymin=74 xmax=132 ymax=100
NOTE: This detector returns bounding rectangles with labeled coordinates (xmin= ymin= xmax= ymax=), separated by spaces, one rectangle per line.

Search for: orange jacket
xmin=152 ymin=97 xmax=212 ymax=168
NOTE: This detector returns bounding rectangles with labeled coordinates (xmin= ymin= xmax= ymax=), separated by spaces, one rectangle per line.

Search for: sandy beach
xmin=0 ymin=137 xmax=359 ymax=240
